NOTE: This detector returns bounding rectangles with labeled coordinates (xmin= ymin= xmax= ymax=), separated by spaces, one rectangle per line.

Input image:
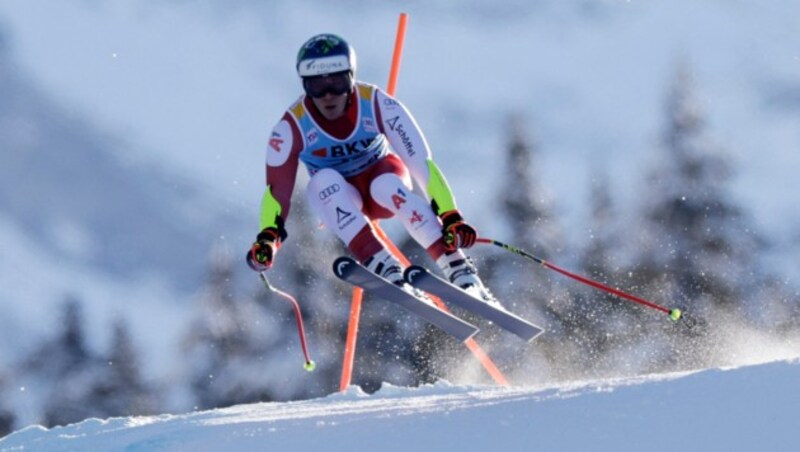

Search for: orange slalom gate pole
xmin=386 ymin=13 xmax=408 ymax=96
xmin=340 ymin=12 xmax=410 ymax=392
xmin=374 ymin=227 xmax=509 ymax=386
xmin=339 ymin=286 xmax=363 ymax=391
xmin=339 ymin=12 xmax=508 ymax=390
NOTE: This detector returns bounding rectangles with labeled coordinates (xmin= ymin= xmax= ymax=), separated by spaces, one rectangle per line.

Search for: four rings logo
xmin=319 ymin=184 xmax=341 ymax=200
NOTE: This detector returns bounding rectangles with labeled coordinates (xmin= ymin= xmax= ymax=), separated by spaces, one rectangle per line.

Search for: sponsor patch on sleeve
xmin=267 ymin=120 xmax=293 ymax=167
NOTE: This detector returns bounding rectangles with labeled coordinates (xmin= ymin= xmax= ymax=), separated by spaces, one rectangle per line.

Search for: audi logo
xmin=318 ymin=184 xmax=341 ymax=200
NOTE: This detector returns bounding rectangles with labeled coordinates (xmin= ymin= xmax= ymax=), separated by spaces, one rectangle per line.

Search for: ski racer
xmin=246 ymin=33 xmax=495 ymax=303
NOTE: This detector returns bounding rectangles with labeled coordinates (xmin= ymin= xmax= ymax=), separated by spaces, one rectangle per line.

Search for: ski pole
xmin=477 ymin=238 xmax=697 ymax=328
xmin=259 ymin=272 xmax=316 ymax=371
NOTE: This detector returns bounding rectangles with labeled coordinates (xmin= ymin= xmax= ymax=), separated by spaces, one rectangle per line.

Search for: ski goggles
xmin=302 ymin=71 xmax=353 ymax=98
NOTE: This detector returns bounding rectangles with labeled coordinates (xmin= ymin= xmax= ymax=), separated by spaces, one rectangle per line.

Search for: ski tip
xmin=459 ymin=326 xmax=480 ymax=343
xmin=332 ymin=256 xmax=355 ymax=277
xmin=524 ymin=328 xmax=545 ymax=343
xmin=403 ymin=265 xmax=428 ymax=283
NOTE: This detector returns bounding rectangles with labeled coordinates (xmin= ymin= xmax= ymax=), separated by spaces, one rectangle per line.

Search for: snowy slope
xmin=2 ymin=359 xmax=799 ymax=451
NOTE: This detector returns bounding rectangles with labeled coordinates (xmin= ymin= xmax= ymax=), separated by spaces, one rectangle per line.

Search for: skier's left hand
xmin=245 ymin=228 xmax=282 ymax=272
xmin=440 ymin=210 xmax=477 ymax=251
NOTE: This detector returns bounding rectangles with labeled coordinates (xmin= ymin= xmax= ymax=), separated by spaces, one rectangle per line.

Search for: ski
xmin=404 ymin=265 xmax=544 ymax=342
xmin=332 ymin=257 xmax=479 ymax=342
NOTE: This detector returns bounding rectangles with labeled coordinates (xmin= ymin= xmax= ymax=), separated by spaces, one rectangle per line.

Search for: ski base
xmin=404 ymin=265 xmax=544 ymax=342
xmin=332 ymin=257 xmax=479 ymax=342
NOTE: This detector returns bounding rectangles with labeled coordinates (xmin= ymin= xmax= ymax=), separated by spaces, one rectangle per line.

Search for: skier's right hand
xmin=246 ymin=228 xmax=282 ymax=272
xmin=440 ymin=210 xmax=478 ymax=252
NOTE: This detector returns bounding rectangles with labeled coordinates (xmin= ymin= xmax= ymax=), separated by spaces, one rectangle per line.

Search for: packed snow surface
xmin=3 ymin=359 xmax=798 ymax=451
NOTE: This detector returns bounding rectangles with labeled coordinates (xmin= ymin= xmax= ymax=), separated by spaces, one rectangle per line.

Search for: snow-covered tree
xmin=611 ymin=60 xmax=787 ymax=374
xmin=78 ymin=320 xmax=160 ymax=419
xmin=581 ymin=172 xmax=625 ymax=285
xmin=565 ymin=171 xmax=649 ymax=376
xmin=481 ymin=115 xmax=570 ymax=376
xmin=184 ymin=245 xmax=273 ymax=408
xmin=39 ymin=318 xmax=161 ymax=427
xmin=16 ymin=298 xmax=108 ymax=427
xmin=488 ymin=115 xmax=565 ymax=301
xmin=0 ymin=370 xmax=15 ymax=437
xmin=500 ymin=116 xmax=561 ymax=253
xmin=24 ymin=298 xmax=92 ymax=380
xmin=634 ymin=61 xmax=764 ymax=320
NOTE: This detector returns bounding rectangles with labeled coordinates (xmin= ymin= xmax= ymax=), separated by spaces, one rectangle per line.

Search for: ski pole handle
xmin=259 ymin=273 xmax=316 ymax=371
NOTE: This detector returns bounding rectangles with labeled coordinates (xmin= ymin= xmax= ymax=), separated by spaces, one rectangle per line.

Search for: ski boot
xmin=363 ymin=249 xmax=405 ymax=285
xmin=364 ymin=250 xmax=433 ymax=304
xmin=437 ymin=253 xmax=503 ymax=309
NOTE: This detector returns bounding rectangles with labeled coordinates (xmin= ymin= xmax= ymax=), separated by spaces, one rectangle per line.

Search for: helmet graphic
xmin=296 ymin=34 xmax=357 ymax=78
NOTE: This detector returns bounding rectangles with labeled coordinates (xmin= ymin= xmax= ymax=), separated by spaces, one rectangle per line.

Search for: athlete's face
xmin=303 ymin=71 xmax=352 ymax=120
xmin=312 ymin=91 xmax=349 ymax=120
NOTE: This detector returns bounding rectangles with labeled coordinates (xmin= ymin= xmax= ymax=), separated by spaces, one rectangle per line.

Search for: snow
xmin=2 ymin=358 xmax=799 ymax=451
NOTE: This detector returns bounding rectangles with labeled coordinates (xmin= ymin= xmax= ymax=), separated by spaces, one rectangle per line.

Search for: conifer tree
xmin=23 ymin=298 xmax=105 ymax=427
xmin=571 ymin=172 xmax=649 ymax=376
xmin=635 ymin=61 xmax=764 ymax=319
xmin=581 ymin=173 xmax=623 ymax=285
xmin=619 ymin=61 xmax=786 ymax=374
xmin=482 ymin=115 xmax=569 ymax=376
xmin=24 ymin=298 xmax=91 ymax=378
xmin=490 ymin=115 xmax=564 ymax=299
xmin=501 ymin=116 xmax=562 ymax=254
xmin=82 ymin=320 xmax=160 ymax=418
xmin=0 ymin=371 xmax=15 ymax=437
xmin=184 ymin=245 xmax=284 ymax=408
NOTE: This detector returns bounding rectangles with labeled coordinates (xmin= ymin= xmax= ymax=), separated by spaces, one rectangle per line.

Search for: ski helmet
xmin=296 ymin=34 xmax=357 ymax=78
